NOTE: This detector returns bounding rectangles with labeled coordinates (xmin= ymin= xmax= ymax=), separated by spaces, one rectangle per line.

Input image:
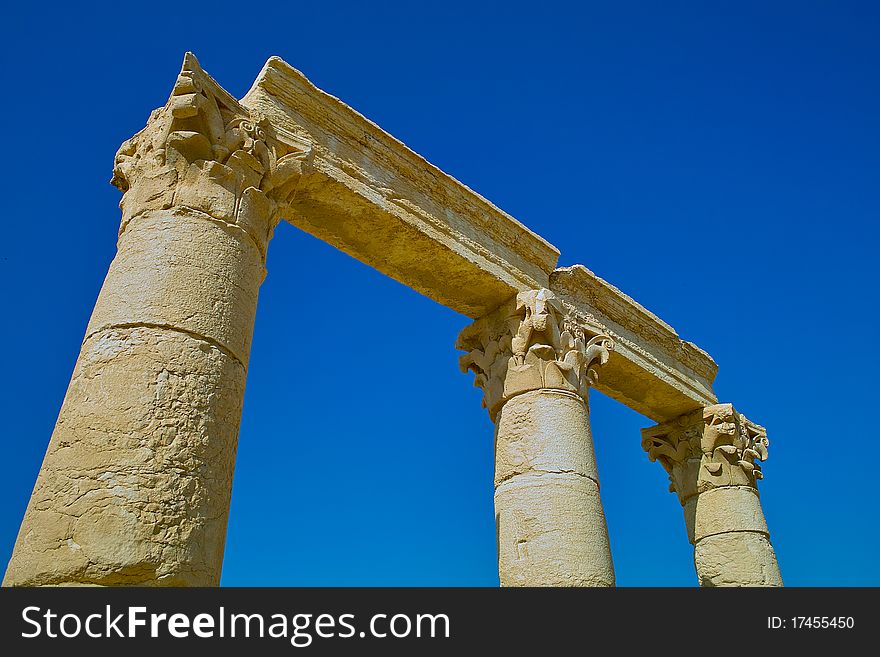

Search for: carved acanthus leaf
xmin=111 ymin=52 xmax=312 ymax=255
xmin=641 ymin=403 xmax=770 ymax=504
xmin=457 ymin=289 xmax=612 ymax=419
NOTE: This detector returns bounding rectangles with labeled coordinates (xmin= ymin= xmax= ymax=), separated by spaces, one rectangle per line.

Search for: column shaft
xmin=495 ymin=389 xmax=614 ymax=586
xmin=3 ymin=209 xmax=261 ymax=586
xmin=3 ymin=53 xmax=307 ymax=587
xmin=685 ymin=485 xmax=782 ymax=587
xmin=642 ymin=403 xmax=783 ymax=587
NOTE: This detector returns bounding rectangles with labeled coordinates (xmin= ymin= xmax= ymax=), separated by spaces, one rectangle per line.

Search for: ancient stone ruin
xmin=3 ymin=54 xmax=782 ymax=587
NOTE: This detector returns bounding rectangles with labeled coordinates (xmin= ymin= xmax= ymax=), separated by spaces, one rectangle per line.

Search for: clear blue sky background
xmin=1 ymin=1 xmax=877 ymax=586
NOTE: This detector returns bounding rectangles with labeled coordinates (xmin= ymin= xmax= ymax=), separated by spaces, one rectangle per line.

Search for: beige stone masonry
xmin=551 ymin=265 xmax=717 ymax=422
xmin=3 ymin=53 xmax=300 ymax=586
xmin=3 ymin=52 xmax=780 ymax=588
xmin=459 ymin=289 xmax=615 ymax=586
xmin=642 ymin=404 xmax=783 ymax=586
xmin=240 ymin=57 xmax=559 ymax=319
xmin=241 ymin=58 xmax=715 ymax=420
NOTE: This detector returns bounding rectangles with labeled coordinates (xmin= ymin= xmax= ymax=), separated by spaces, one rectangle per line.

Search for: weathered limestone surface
xmin=4 ymin=53 xmax=305 ymax=586
xmin=693 ymin=533 xmax=781 ymax=587
xmin=551 ymin=265 xmax=717 ymax=422
xmin=494 ymin=392 xmax=614 ymax=587
xmin=4 ymin=327 xmax=245 ymax=585
xmin=239 ymin=58 xmax=716 ymax=424
xmin=460 ymin=289 xmax=615 ymax=586
xmin=642 ymin=404 xmax=783 ymax=586
xmin=5 ymin=52 xmax=777 ymax=588
xmin=241 ymin=57 xmax=559 ymax=319
xmin=87 ymin=211 xmax=264 ymax=363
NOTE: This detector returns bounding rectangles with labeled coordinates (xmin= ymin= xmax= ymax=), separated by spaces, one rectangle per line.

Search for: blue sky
xmin=1 ymin=1 xmax=877 ymax=586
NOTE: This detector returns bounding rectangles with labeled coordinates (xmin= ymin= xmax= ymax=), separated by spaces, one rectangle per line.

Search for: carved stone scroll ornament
xmin=457 ymin=289 xmax=613 ymax=419
xmin=641 ymin=403 xmax=770 ymax=504
xmin=110 ymin=52 xmax=312 ymax=257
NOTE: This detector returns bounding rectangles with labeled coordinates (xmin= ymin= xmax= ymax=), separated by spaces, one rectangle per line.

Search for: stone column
xmin=3 ymin=54 xmax=309 ymax=586
xmin=641 ymin=404 xmax=783 ymax=586
xmin=458 ymin=289 xmax=615 ymax=586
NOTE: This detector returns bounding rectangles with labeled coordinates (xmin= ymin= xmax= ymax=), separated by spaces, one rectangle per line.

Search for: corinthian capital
xmin=111 ymin=52 xmax=312 ymax=255
xmin=457 ymin=288 xmax=613 ymax=419
xmin=641 ymin=403 xmax=770 ymax=504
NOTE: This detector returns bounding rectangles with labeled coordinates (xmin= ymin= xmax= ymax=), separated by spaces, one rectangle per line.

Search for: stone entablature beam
xmin=238 ymin=58 xmax=718 ymax=420
xmin=551 ymin=265 xmax=718 ymax=422
xmin=241 ymin=57 xmax=560 ymax=319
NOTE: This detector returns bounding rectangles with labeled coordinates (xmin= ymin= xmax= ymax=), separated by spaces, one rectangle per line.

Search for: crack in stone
xmin=82 ymin=322 xmax=246 ymax=370
xmin=494 ymin=469 xmax=601 ymax=490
